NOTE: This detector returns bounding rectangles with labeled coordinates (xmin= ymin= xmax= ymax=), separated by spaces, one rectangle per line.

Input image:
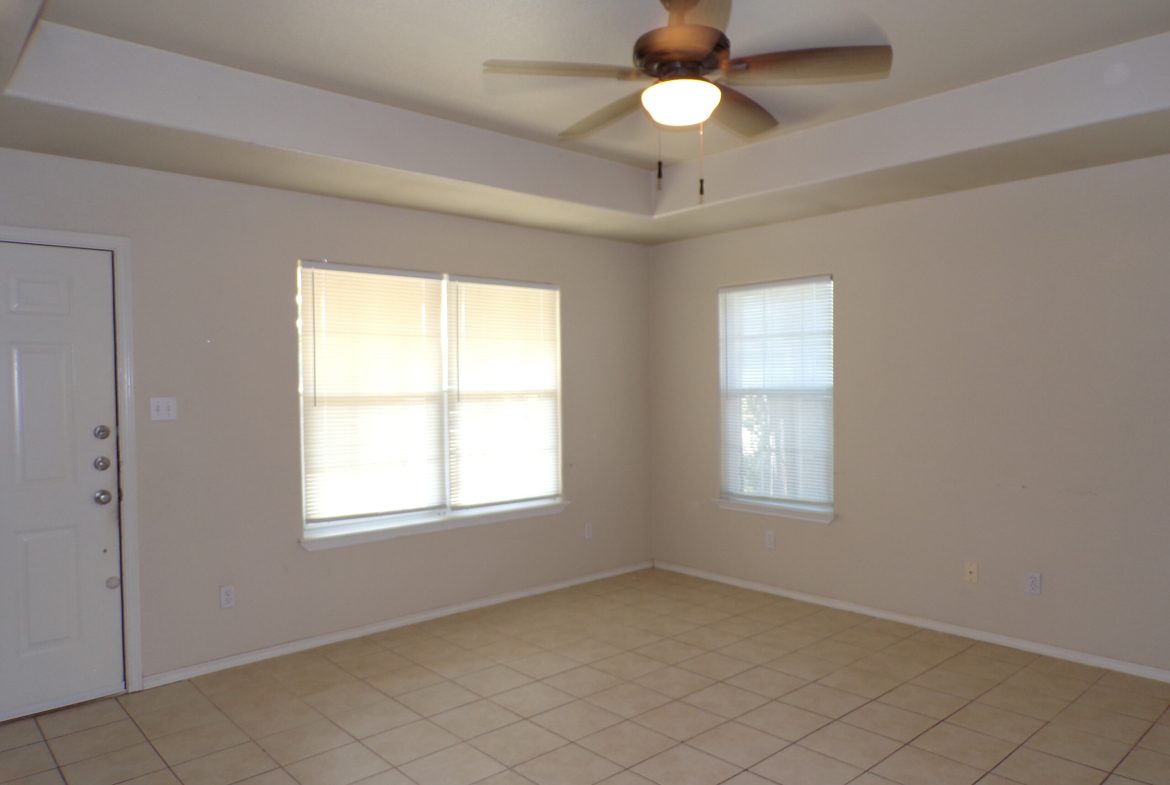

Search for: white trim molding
xmin=142 ymin=560 xmax=653 ymax=689
xmin=654 ymin=560 xmax=1170 ymax=685
xmin=0 ymin=225 xmax=143 ymax=698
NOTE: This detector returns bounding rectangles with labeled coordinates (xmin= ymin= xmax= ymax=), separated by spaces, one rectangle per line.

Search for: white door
xmin=0 ymin=241 xmax=123 ymax=721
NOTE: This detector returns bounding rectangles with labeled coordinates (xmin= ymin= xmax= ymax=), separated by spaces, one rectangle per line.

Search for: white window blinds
xmin=299 ymin=263 xmax=561 ymax=527
xmin=720 ymin=276 xmax=834 ymax=511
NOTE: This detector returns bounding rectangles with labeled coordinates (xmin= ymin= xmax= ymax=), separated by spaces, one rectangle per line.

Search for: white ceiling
xmin=34 ymin=0 xmax=1170 ymax=166
xmin=3 ymin=1 xmax=1170 ymax=242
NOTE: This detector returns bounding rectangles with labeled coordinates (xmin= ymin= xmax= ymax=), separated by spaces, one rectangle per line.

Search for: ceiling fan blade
xmin=711 ymin=85 xmax=779 ymax=137
xmin=722 ymin=45 xmax=893 ymax=86
xmin=559 ymin=91 xmax=645 ymax=140
xmin=484 ymin=60 xmax=646 ymax=81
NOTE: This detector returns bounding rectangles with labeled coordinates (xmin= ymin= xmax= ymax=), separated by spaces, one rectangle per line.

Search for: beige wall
xmin=649 ymin=154 xmax=1170 ymax=671
xmin=0 ymin=149 xmax=653 ymax=677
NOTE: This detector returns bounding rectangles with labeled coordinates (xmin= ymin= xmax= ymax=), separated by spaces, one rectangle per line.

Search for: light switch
xmin=150 ymin=397 xmax=177 ymax=421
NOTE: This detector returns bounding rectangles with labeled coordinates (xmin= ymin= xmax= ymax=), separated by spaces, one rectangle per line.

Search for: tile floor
xmin=2 ymin=569 xmax=1169 ymax=785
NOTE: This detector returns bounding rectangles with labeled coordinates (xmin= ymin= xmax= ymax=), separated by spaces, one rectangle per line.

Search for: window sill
xmin=301 ymin=499 xmax=569 ymax=551
xmin=716 ymin=497 xmax=835 ymax=525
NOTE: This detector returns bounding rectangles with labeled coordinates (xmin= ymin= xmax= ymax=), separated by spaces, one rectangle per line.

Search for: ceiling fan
xmin=484 ymin=0 xmax=893 ymax=140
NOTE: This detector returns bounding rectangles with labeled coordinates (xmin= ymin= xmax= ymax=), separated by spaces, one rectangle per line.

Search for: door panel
xmin=0 ymin=241 xmax=123 ymax=720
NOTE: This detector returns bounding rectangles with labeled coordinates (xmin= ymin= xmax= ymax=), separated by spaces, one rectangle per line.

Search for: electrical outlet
xmin=584 ymin=522 xmax=593 ymax=540
xmin=219 ymin=584 xmax=236 ymax=609
xmin=764 ymin=531 xmax=776 ymax=550
xmin=964 ymin=561 xmax=978 ymax=584
xmin=1026 ymin=572 xmax=1043 ymax=595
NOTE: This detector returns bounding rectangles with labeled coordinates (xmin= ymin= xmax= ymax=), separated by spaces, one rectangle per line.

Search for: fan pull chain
xmin=698 ymin=122 xmax=706 ymax=204
xmin=657 ymin=130 xmax=663 ymax=192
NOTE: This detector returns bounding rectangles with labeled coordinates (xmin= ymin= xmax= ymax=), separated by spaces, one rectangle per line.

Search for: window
xmin=719 ymin=275 xmax=834 ymax=523
xmin=298 ymin=262 xmax=562 ymax=544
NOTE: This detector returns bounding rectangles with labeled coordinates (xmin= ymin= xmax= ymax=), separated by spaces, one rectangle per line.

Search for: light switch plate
xmin=150 ymin=397 xmax=177 ymax=421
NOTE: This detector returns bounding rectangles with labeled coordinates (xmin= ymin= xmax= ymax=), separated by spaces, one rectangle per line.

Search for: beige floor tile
xmin=799 ymin=640 xmax=873 ymax=666
xmin=830 ymin=627 xmax=903 ymax=651
xmin=172 ymin=743 xmax=275 ymax=785
xmin=398 ymin=743 xmax=504 ymax=785
xmin=118 ymin=770 xmax=180 ymax=785
xmin=365 ymin=667 xmax=444 ymax=698
xmin=849 ymin=775 xmax=902 ymax=785
xmin=37 ymin=703 xmax=128 ymax=741
xmin=717 ymin=638 xmax=792 ymax=666
xmin=946 ymin=703 xmax=1044 ymax=744
xmin=720 ymin=773 xmax=777 ymax=785
xmin=1026 ymin=723 xmax=1132 ymax=771
xmin=1079 ymin=685 xmax=1170 ymax=722
xmin=150 ymin=722 xmax=249 ymax=768
xmin=817 ymin=667 xmax=902 ymax=700
xmin=1104 ymin=776 xmax=1151 ymax=785
xmin=542 ymin=667 xmax=622 ymax=699
xmin=632 ymin=744 xmax=739 ymax=785
xmin=681 ymin=684 xmax=769 ymax=719
xmin=1140 ymin=723 xmax=1170 ymax=754
xmin=491 ymin=683 xmax=575 ymax=717
xmin=1005 ymin=668 xmax=1095 ymax=702
xmin=780 ymin=684 xmax=869 ymax=719
xmin=531 ymin=701 xmax=621 ymax=741
xmin=725 ymin=667 xmax=806 ymax=700
xmin=326 ymin=699 xmax=418 ymax=740
xmin=465 ymin=772 xmax=532 ymax=785
xmin=909 ymin=668 xmax=998 ymax=701
xmin=0 ymin=724 xmax=42 ymax=755
xmin=1116 ymin=747 xmax=1170 ymax=785
xmin=871 ymin=746 xmax=983 ymax=785
xmin=799 ymin=721 xmax=901 ymax=769
xmin=910 ymin=723 xmax=1014 ymax=770
xmin=3 ymin=769 xmax=64 ymax=785
xmin=1098 ymin=673 xmax=1170 ymax=700
xmin=508 ymin=652 xmax=580 ymax=680
xmin=841 ymin=702 xmax=936 ymax=743
xmin=60 ymin=743 xmax=166 ymax=785
xmin=453 ymin=665 xmax=532 ymax=698
xmin=585 ymin=684 xmax=670 ymax=719
xmin=470 ymin=720 xmax=567 ymax=767
xmin=676 ymin=652 xmax=753 ymax=681
xmin=576 ymin=722 xmax=675 ymax=768
xmin=283 ymin=743 xmax=387 ymax=785
xmin=395 ymin=681 xmax=478 ymax=717
xmin=937 ymin=653 xmax=1023 ymax=683
xmin=362 ymin=721 xmax=458 ymax=767
xmin=750 ymin=744 xmax=862 ymax=785
xmin=851 ymin=653 xmax=932 ymax=682
xmin=515 ymin=744 xmax=621 ymax=785
xmin=687 ymin=721 xmax=789 ymax=768
xmin=46 ymin=721 xmax=146 ymax=767
xmin=346 ymin=772 xmax=411 ymax=785
xmin=633 ymin=667 xmax=714 ymax=700
xmin=0 ymin=743 xmax=56 ymax=783
xmin=766 ymin=653 xmax=842 ymax=682
xmin=255 ymin=719 xmax=352 ymax=766
xmin=634 ymin=640 xmax=706 ymax=666
xmin=737 ymin=700 xmax=831 ymax=741
xmin=226 ymin=701 xmax=322 ymax=741
xmin=878 ymin=684 xmax=969 ymax=720
xmin=118 ymin=684 xmax=205 ymax=718
xmin=428 ymin=699 xmax=520 ymax=740
xmin=978 ymin=684 xmax=1070 ymax=722
xmin=596 ymin=773 xmax=656 ymax=785
xmin=993 ymin=747 xmax=1108 ymax=785
xmin=133 ymin=699 xmax=227 ymax=741
xmin=550 ymin=639 xmax=624 ymax=665
xmin=425 ymin=652 xmax=498 ymax=680
xmin=302 ymin=684 xmax=385 ymax=718
xmin=632 ymin=702 xmax=724 ymax=742
xmin=591 ymin=654 xmax=663 ymax=681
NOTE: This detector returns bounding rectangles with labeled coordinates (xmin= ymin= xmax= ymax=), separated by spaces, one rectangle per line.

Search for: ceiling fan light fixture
xmin=640 ymin=77 xmax=721 ymax=127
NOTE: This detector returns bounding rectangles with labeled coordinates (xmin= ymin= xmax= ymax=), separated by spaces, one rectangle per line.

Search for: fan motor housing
xmin=634 ymin=25 xmax=730 ymax=78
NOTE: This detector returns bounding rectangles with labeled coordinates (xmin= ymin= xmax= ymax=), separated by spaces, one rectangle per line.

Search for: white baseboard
xmin=654 ymin=560 xmax=1170 ymax=685
xmin=142 ymin=561 xmax=653 ymax=690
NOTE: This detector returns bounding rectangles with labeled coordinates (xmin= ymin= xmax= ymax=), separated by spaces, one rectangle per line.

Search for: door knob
xmin=94 ymin=490 xmax=113 ymax=505
xmin=93 ymin=425 xmax=111 ymax=439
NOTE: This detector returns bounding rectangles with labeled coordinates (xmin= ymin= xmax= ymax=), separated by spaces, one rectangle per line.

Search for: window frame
xmin=297 ymin=260 xmax=566 ymax=549
xmin=717 ymin=274 xmax=836 ymax=525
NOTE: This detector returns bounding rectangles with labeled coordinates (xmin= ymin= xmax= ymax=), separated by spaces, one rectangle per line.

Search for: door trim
xmin=0 ymin=225 xmax=142 ymax=695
